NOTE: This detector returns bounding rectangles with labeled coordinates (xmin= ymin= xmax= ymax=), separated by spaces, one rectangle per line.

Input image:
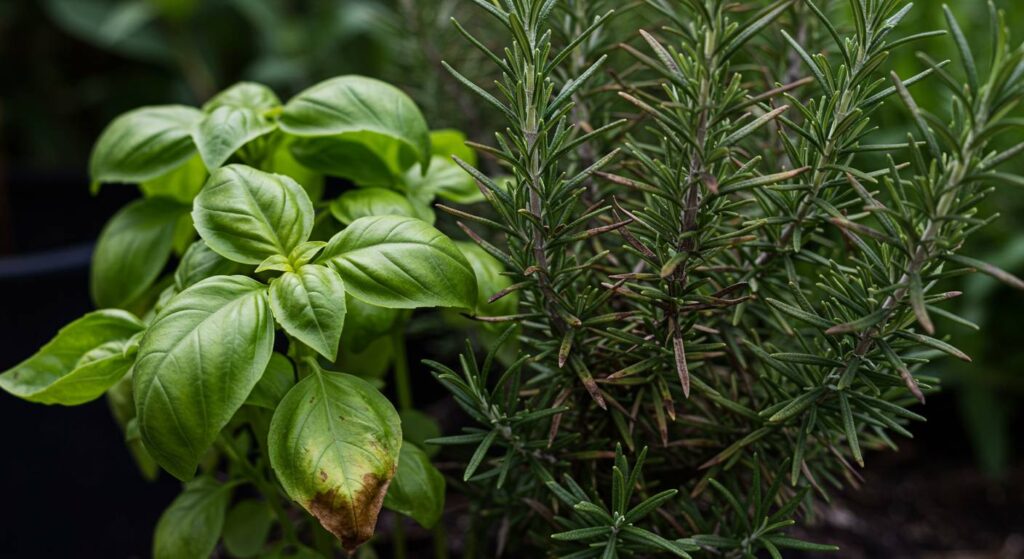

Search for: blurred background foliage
xmin=0 ymin=0 xmax=1020 ymax=477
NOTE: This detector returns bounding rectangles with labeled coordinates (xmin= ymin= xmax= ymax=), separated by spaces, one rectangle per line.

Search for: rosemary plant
xmin=434 ymin=0 xmax=1024 ymax=557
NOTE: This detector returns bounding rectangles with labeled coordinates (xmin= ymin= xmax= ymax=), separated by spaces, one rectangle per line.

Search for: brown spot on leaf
xmin=307 ymin=469 xmax=394 ymax=553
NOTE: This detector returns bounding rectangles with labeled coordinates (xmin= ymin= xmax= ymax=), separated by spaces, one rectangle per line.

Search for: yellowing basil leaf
xmin=318 ymin=216 xmax=476 ymax=309
xmin=135 ymin=275 xmax=274 ymax=480
xmin=330 ymin=188 xmax=417 ymax=225
xmin=384 ymin=443 xmax=445 ymax=529
xmin=91 ymin=197 xmax=190 ymax=309
xmin=90 ymin=105 xmax=201 ymax=188
xmin=193 ymin=165 xmax=314 ymax=264
xmin=280 ymin=76 xmax=430 ymax=170
xmin=269 ymin=264 xmax=347 ymax=360
xmin=0 ymin=310 xmax=145 ymax=405
xmin=268 ymin=370 xmax=401 ymax=553
xmin=153 ymin=476 xmax=233 ymax=559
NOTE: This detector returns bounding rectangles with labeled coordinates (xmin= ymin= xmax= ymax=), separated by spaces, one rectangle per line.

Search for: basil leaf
xmin=341 ymin=294 xmax=399 ymax=352
xmin=289 ymin=134 xmax=400 ymax=187
xmin=405 ymin=155 xmax=481 ymax=205
xmin=174 ymin=240 xmax=246 ymax=291
xmin=140 ymin=154 xmax=208 ymax=203
xmin=135 ymin=275 xmax=274 ymax=480
xmin=246 ymin=352 xmax=295 ymax=410
xmin=384 ymin=443 xmax=445 ymax=529
xmin=0 ymin=310 xmax=145 ymax=405
xmin=90 ymin=105 xmax=201 ymax=188
xmin=330 ymin=188 xmax=417 ymax=225
xmin=263 ymin=136 xmax=325 ymax=203
xmin=429 ymin=129 xmax=476 ymax=166
xmin=203 ymin=82 xmax=281 ymax=112
xmin=222 ymin=498 xmax=274 ymax=558
xmin=193 ymin=164 xmax=314 ymax=264
xmin=399 ymin=409 xmax=441 ymax=458
xmin=318 ymin=216 xmax=477 ymax=309
xmin=268 ymin=370 xmax=401 ymax=553
xmin=193 ymin=106 xmax=278 ymax=170
xmin=269 ymin=264 xmax=347 ymax=360
xmin=91 ymin=197 xmax=189 ymax=309
xmin=280 ymin=76 xmax=431 ymax=170
xmin=457 ymin=241 xmax=517 ymax=317
xmin=153 ymin=476 xmax=232 ymax=559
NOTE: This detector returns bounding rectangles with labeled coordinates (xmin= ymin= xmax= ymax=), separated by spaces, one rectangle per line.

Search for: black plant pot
xmin=0 ymin=170 xmax=180 ymax=558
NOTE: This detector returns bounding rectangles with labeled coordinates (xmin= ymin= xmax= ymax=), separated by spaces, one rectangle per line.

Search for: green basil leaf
xmin=222 ymin=498 xmax=274 ymax=558
xmin=280 ymin=76 xmax=430 ymax=170
xmin=153 ymin=476 xmax=233 ymax=559
xmin=140 ymin=153 xmax=208 ymax=203
xmin=91 ymin=197 xmax=189 ymax=309
xmin=340 ymin=294 xmax=399 ymax=352
xmin=0 ymin=310 xmax=145 ymax=405
xmin=429 ymin=129 xmax=476 ymax=166
xmin=90 ymin=105 xmax=201 ymax=188
xmin=405 ymin=155 xmax=481 ymax=205
xmin=336 ymin=335 xmax=393 ymax=380
xmin=318 ymin=216 xmax=477 ymax=309
xmin=174 ymin=240 xmax=247 ymax=291
xmin=269 ymin=264 xmax=347 ymax=360
xmin=262 ymin=136 xmax=325 ymax=203
xmin=289 ymin=134 xmax=400 ymax=187
xmin=456 ymin=241 xmax=517 ymax=317
xmin=193 ymin=106 xmax=278 ymax=170
xmin=330 ymin=188 xmax=417 ymax=225
xmin=383 ymin=442 xmax=445 ymax=529
xmin=203 ymin=82 xmax=281 ymax=113
xmin=135 ymin=275 xmax=274 ymax=480
xmin=246 ymin=352 xmax=295 ymax=410
xmin=268 ymin=370 xmax=401 ymax=553
xmin=399 ymin=409 xmax=441 ymax=458
xmin=193 ymin=164 xmax=314 ymax=264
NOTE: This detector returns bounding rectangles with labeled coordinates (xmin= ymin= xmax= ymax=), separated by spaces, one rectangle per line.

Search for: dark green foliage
xmin=438 ymin=0 xmax=1024 ymax=556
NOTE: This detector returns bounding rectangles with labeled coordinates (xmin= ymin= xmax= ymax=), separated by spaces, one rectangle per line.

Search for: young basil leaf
xmin=269 ymin=264 xmax=347 ymax=360
xmin=203 ymin=82 xmax=281 ymax=113
xmin=336 ymin=334 xmax=393 ymax=380
xmin=280 ymin=76 xmax=431 ymax=170
xmin=90 ymin=105 xmax=201 ymax=188
xmin=456 ymin=241 xmax=517 ymax=317
xmin=429 ymin=129 xmax=477 ymax=166
xmin=0 ymin=310 xmax=145 ymax=405
xmin=193 ymin=106 xmax=279 ymax=171
xmin=140 ymin=154 xmax=208 ymax=203
xmin=246 ymin=352 xmax=295 ymax=410
xmin=222 ymin=498 xmax=274 ymax=558
xmin=193 ymin=165 xmax=314 ymax=264
xmin=174 ymin=240 xmax=247 ymax=291
xmin=405 ymin=155 xmax=481 ymax=204
xmin=135 ymin=275 xmax=274 ymax=480
xmin=91 ymin=197 xmax=190 ymax=309
xmin=268 ymin=370 xmax=401 ymax=553
xmin=330 ymin=188 xmax=418 ymax=225
xmin=153 ymin=476 xmax=233 ymax=559
xmin=317 ymin=216 xmax=477 ymax=309
xmin=383 ymin=442 xmax=446 ymax=529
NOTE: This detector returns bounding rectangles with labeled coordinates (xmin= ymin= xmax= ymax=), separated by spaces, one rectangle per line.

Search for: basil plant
xmin=0 ymin=76 xmax=491 ymax=556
